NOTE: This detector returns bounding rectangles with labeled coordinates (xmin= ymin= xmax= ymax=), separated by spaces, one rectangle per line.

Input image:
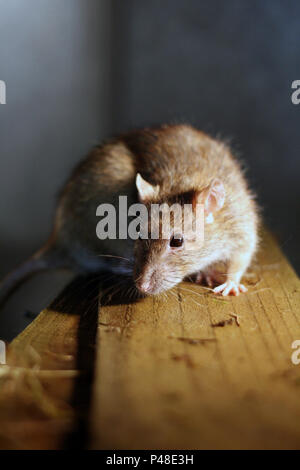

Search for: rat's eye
xmin=170 ymin=235 xmax=184 ymax=248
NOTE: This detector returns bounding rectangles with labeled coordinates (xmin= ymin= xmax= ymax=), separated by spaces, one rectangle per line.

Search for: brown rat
xmin=0 ymin=124 xmax=259 ymax=304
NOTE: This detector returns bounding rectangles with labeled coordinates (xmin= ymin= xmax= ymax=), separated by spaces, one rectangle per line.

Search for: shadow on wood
xmin=49 ymin=272 xmax=140 ymax=449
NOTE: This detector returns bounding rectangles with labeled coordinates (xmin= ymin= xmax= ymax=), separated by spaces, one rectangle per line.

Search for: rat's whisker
xmin=178 ymin=286 xmax=210 ymax=298
xmin=96 ymin=254 xmax=132 ymax=262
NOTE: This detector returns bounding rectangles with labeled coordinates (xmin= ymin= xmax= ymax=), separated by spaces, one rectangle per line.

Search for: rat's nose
xmin=136 ymin=268 xmax=158 ymax=294
xmin=138 ymin=279 xmax=152 ymax=293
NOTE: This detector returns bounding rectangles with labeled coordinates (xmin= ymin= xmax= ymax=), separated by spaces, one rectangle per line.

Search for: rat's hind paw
xmin=213 ymin=281 xmax=247 ymax=296
xmin=193 ymin=267 xmax=225 ymax=288
xmin=194 ymin=271 xmax=214 ymax=288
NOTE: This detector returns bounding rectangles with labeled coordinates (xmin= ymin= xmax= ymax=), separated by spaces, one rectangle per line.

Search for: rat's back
xmin=121 ymin=124 xmax=248 ymax=198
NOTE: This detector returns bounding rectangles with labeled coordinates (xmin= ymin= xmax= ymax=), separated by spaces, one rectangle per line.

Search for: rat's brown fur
xmin=0 ymin=124 xmax=259 ymax=303
xmin=129 ymin=125 xmax=258 ymax=294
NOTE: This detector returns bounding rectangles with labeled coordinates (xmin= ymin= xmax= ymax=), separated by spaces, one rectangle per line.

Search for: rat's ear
xmin=136 ymin=173 xmax=159 ymax=202
xmin=197 ymin=178 xmax=225 ymax=214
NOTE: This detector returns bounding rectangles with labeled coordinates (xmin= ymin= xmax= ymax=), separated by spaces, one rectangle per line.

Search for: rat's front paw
xmin=213 ymin=281 xmax=247 ymax=296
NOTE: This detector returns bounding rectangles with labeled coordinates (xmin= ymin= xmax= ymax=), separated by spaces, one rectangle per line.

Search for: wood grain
xmin=90 ymin=231 xmax=300 ymax=449
xmin=0 ymin=231 xmax=300 ymax=449
xmin=0 ymin=275 xmax=99 ymax=450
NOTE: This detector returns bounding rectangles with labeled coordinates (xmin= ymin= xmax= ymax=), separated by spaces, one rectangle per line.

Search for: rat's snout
xmin=137 ymin=278 xmax=153 ymax=294
xmin=135 ymin=266 xmax=163 ymax=295
xmin=135 ymin=263 xmax=180 ymax=295
xmin=135 ymin=269 xmax=156 ymax=294
xmin=134 ymin=239 xmax=183 ymax=295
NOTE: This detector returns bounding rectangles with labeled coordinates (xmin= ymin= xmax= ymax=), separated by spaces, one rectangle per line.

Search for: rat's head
xmin=134 ymin=174 xmax=225 ymax=295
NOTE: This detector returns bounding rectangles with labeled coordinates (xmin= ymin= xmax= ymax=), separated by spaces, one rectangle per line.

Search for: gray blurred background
xmin=0 ymin=0 xmax=299 ymax=339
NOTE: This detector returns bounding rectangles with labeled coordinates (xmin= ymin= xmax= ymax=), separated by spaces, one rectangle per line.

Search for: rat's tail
xmin=0 ymin=241 xmax=69 ymax=307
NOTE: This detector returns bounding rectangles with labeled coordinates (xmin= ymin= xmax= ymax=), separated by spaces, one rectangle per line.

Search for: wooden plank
xmin=90 ymin=231 xmax=300 ymax=450
xmin=0 ymin=230 xmax=300 ymax=449
xmin=0 ymin=275 xmax=99 ymax=450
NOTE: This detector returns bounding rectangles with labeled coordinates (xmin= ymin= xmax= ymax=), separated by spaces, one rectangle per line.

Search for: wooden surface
xmin=0 ymin=231 xmax=300 ymax=449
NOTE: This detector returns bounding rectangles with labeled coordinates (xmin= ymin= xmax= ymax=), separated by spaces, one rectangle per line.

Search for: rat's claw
xmin=239 ymin=284 xmax=248 ymax=293
xmin=213 ymin=281 xmax=247 ymax=296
